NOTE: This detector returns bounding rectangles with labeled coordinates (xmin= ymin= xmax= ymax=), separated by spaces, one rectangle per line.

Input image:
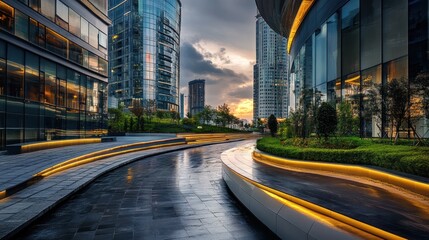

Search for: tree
xmin=199 ymin=105 xmax=214 ymax=124
xmin=268 ymin=114 xmax=278 ymax=137
xmin=289 ymin=108 xmax=304 ymax=138
xmin=316 ymin=102 xmax=338 ymax=140
xmin=337 ymin=101 xmax=355 ymax=136
xmin=384 ymin=78 xmax=409 ymax=143
xmin=130 ymin=99 xmax=144 ymax=131
xmin=217 ymin=103 xmax=232 ymax=127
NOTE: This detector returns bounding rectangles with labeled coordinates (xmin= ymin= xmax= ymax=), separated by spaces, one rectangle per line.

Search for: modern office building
xmin=180 ymin=93 xmax=184 ymax=119
xmin=188 ymin=79 xmax=205 ymax=116
xmin=108 ymin=0 xmax=181 ymax=113
xmin=253 ymin=13 xmax=289 ymax=123
xmin=256 ymin=0 xmax=429 ymax=138
xmin=0 ymin=0 xmax=110 ymax=149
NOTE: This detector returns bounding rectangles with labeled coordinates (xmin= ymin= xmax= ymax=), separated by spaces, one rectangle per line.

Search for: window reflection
xmin=15 ymin=10 xmax=28 ymax=40
xmin=7 ymin=45 xmax=24 ymax=98
xmin=25 ymin=52 xmax=40 ymax=102
xmin=46 ymin=28 xmax=68 ymax=59
xmin=362 ymin=65 xmax=382 ymax=137
xmin=41 ymin=0 xmax=55 ymax=21
xmin=341 ymin=0 xmax=360 ymax=75
xmin=0 ymin=1 xmax=14 ymax=33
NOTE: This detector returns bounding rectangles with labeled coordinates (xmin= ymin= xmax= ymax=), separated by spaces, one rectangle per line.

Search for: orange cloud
xmin=230 ymin=99 xmax=253 ymax=121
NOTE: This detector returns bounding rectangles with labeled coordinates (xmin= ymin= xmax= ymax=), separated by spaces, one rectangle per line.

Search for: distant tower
xmin=254 ymin=13 xmax=289 ymax=121
xmin=180 ymin=93 xmax=185 ymax=119
xmin=188 ymin=80 xmax=205 ymax=116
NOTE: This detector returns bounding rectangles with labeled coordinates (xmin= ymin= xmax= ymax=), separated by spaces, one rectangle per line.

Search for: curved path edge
xmin=253 ymin=149 xmax=429 ymax=198
xmin=221 ymin=147 xmax=406 ymax=240
xmin=0 ymin=139 xmax=244 ymax=240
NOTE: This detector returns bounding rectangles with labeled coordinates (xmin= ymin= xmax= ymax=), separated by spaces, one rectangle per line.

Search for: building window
xmin=98 ymin=57 xmax=107 ymax=76
xmin=383 ymin=0 xmax=408 ymax=62
xmin=99 ymin=31 xmax=107 ymax=49
xmin=55 ymin=0 xmax=69 ymax=30
xmin=89 ymin=23 xmax=98 ymax=48
xmin=327 ymin=13 xmax=339 ymax=81
xmin=46 ymin=28 xmax=68 ymax=59
xmin=361 ymin=65 xmax=382 ymax=137
xmin=41 ymin=0 xmax=55 ymax=21
xmin=69 ymin=42 xmax=83 ymax=65
xmin=0 ymin=1 xmax=14 ymax=33
xmin=67 ymin=69 xmax=79 ymax=110
xmin=41 ymin=58 xmax=56 ymax=105
xmin=7 ymin=45 xmax=24 ymax=98
xmin=341 ymin=0 xmax=360 ymax=75
xmin=25 ymin=52 xmax=40 ymax=102
xmin=361 ymin=0 xmax=381 ymax=70
xmin=81 ymin=17 xmax=89 ymax=42
xmin=15 ymin=10 xmax=28 ymax=41
xmin=69 ymin=8 xmax=80 ymax=37
xmin=57 ymin=65 xmax=66 ymax=107
xmin=88 ymin=52 xmax=98 ymax=72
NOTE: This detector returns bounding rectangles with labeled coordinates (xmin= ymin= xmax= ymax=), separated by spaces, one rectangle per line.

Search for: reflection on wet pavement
xmin=18 ymin=141 xmax=278 ymax=240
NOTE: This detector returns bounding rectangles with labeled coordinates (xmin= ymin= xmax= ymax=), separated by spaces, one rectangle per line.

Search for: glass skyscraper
xmin=108 ymin=0 xmax=181 ymax=112
xmin=0 ymin=0 xmax=110 ymax=149
xmin=254 ymin=13 xmax=289 ymax=123
xmin=256 ymin=0 xmax=429 ymax=138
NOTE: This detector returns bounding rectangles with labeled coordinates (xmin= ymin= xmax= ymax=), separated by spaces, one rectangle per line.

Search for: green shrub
xmin=256 ymin=137 xmax=429 ymax=178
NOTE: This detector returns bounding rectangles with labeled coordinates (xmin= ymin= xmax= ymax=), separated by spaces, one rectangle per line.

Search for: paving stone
xmin=11 ymin=141 xmax=277 ymax=239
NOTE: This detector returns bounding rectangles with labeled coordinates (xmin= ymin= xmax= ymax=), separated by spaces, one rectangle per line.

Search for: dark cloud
xmin=181 ymin=0 xmax=256 ymax=52
xmin=228 ymin=85 xmax=253 ymax=99
xmin=181 ymin=42 xmax=248 ymax=84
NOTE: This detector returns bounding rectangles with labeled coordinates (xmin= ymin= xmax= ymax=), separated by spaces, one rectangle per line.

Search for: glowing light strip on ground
xmin=21 ymin=138 xmax=101 ymax=153
xmin=35 ymin=142 xmax=185 ymax=177
xmin=224 ymin=165 xmax=405 ymax=240
xmin=287 ymin=0 xmax=315 ymax=53
xmin=252 ymin=151 xmax=429 ymax=198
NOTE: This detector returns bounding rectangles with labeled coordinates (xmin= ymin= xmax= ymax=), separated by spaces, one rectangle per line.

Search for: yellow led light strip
xmin=225 ymin=165 xmax=405 ymax=240
xmin=253 ymin=151 xmax=429 ymax=198
xmin=21 ymin=138 xmax=101 ymax=153
xmin=35 ymin=141 xmax=185 ymax=177
xmin=287 ymin=0 xmax=315 ymax=53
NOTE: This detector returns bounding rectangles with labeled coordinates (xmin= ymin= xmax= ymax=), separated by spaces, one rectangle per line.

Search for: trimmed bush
xmin=256 ymin=137 xmax=429 ymax=178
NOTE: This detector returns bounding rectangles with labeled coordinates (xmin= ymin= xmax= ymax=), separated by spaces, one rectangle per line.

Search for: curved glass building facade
xmin=0 ymin=0 xmax=110 ymax=149
xmin=108 ymin=0 xmax=181 ymax=112
xmin=256 ymin=0 xmax=429 ymax=138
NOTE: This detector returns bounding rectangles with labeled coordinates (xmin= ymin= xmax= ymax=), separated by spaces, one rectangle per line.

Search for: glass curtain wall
xmin=288 ymin=0 xmax=428 ymax=138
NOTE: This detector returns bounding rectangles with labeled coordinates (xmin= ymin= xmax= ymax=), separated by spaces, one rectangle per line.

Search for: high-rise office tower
xmin=188 ymin=79 xmax=205 ymax=116
xmin=108 ymin=0 xmax=181 ymax=112
xmin=180 ymin=93 xmax=184 ymax=119
xmin=254 ymin=13 xmax=288 ymax=123
xmin=0 ymin=0 xmax=110 ymax=149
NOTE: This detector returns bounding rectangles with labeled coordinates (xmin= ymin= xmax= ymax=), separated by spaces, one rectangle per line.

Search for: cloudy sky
xmin=180 ymin=0 xmax=257 ymax=120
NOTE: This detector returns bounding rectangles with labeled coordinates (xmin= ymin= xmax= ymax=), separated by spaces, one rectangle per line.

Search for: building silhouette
xmin=188 ymin=79 xmax=205 ymax=116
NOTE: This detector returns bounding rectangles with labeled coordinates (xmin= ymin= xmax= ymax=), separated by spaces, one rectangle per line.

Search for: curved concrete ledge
xmin=6 ymin=138 xmax=102 ymax=154
xmin=221 ymin=163 xmax=405 ymax=240
xmin=253 ymin=150 xmax=429 ymax=198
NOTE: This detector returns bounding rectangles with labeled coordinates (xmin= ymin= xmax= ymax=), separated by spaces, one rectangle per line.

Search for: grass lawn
xmin=256 ymin=137 xmax=429 ymax=178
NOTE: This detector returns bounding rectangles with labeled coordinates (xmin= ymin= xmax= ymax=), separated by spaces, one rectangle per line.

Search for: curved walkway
xmin=15 ymin=140 xmax=277 ymax=240
xmin=222 ymin=143 xmax=429 ymax=239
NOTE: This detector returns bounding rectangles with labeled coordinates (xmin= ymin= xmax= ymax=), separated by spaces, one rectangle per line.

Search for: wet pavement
xmin=17 ymin=141 xmax=278 ymax=240
xmin=223 ymin=144 xmax=429 ymax=239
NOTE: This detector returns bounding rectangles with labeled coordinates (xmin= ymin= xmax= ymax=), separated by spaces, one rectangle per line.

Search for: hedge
xmin=256 ymin=137 xmax=429 ymax=178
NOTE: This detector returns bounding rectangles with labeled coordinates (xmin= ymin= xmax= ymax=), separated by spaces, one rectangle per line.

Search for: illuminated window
xmin=0 ymin=1 xmax=14 ymax=33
